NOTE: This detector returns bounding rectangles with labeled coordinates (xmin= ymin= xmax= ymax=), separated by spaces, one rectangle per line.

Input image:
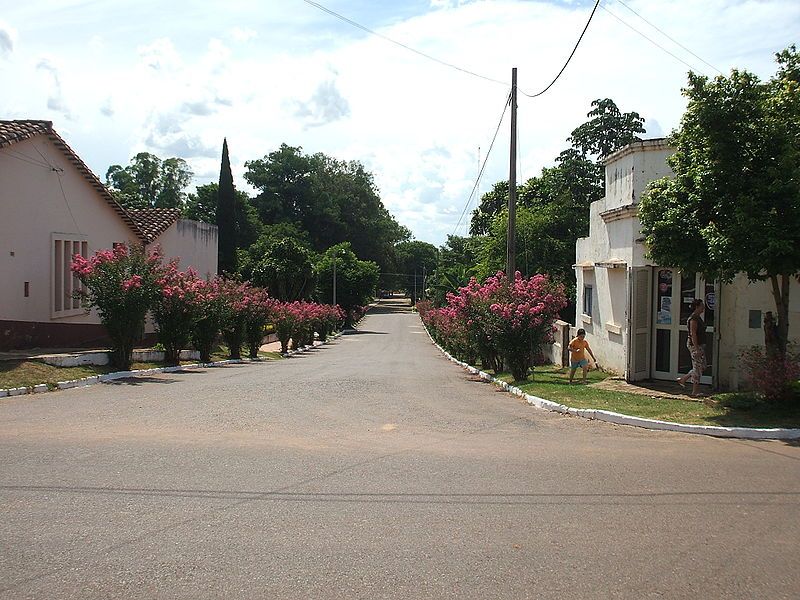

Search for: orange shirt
xmin=569 ymin=338 xmax=590 ymax=361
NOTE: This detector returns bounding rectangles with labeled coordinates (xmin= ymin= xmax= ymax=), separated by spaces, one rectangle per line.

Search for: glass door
xmin=652 ymin=270 xmax=714 ymax=385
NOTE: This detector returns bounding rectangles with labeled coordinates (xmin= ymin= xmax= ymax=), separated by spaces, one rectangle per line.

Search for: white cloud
xmin=36 ymin=57 xmax=72 ymax=119
xmin=0 ymin=21 xmax=15 ymax=56
xmin=137 ymin=37 xmax=182 ymax=71
xmin=1 ymin=0 xmax=798 ymax=246
xmin=230 ymin=27 xmax=257 ymax=43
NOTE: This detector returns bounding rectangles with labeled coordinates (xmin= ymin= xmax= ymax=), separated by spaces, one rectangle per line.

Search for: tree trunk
xmin=768 ymin=275 xmax=790 ymax=359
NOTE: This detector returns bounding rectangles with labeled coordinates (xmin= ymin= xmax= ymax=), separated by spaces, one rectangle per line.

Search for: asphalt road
xmin=1 ymin=299 xmax=799 ymax=599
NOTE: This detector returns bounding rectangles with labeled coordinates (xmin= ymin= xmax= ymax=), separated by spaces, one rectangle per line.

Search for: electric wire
xmin=301 ymin=0 xmax=601 ymax=99
xmin=612 ymin=0 xmax=722 ymax=75
xmin=452 ymin=92 xmax=511 ymax=237
xmin=300 ymin=0 xmax=507 ymax=87
xmin=0 ymin=147 xmax=53 ymax=170
xmin=599 ymin=3 xmax=709 ymax=75
xmin=519 ymin=0 xmax=601 ymax=98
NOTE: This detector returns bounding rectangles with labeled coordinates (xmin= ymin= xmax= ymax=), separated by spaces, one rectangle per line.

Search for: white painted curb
xmin=420 ymin=319 xmax=800 ymax=441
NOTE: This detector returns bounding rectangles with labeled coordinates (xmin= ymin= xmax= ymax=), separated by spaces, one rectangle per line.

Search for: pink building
xmin=0 ymin=120 xmax=217 ymax=350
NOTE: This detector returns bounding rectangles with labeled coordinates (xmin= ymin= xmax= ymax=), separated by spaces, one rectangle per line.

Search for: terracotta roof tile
xmin=127 ymin=208 xmax=182 ymax=242
xmin=0 ymin=120 xmax=53 ymax=147
xmin=0 ymin=119 xmax=148 ymax=242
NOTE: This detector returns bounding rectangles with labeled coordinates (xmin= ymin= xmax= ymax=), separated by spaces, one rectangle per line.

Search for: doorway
xmin=651 ymin=269 xmax=715 ymax=385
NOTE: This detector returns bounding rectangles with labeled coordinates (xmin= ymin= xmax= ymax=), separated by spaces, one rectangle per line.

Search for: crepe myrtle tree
xmin=639 ymin=46 xmax=800 ymax=360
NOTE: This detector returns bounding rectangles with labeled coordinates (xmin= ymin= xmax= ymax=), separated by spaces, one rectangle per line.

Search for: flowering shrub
xmin=71 ymin=244 xmax=161 ymax=370
xmin=191 ymin=278 xmax=225 ymax=363
xmin=152 ymin=260 xmax=204 ymax=366
xmin=242 ymin=288 xmax=277 ymax=359
xmin=420 ymin=272 xmax=566 ymax=381
xmin=216 ymin=279 xmax=252 ymax=360
xmin=740 ymin=344 xmax=800 ymax=402
xmin=272 ymin=303 xmax=297 ymax=354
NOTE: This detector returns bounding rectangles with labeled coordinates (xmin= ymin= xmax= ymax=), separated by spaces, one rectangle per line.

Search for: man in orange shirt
xmin=568 ymin=328 xmax=597 ymax=384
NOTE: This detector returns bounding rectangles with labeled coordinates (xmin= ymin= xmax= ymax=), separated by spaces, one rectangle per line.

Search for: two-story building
xmin=574 ymin=138 xmax=798 ymax=390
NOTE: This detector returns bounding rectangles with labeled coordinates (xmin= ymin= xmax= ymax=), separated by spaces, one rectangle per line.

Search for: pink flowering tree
xmin=71 ymin=244 xmax=161 ymax=370
xmin=192 ymin=278 xmax=225 ymax=364
xmin=420 ymin=271 xmax=566 ymax=381
xmin=242 ymin=287 xmax=277 ymax=359
xmin=272 ymin=303 xmax=297 ymax=354
xmin=216 ymin=279 xmax=251 ymax=360
xmin=152 ymin=260 xmax=203 ymax=366
xmin=481 ymin=272 xmax=567 ymax=381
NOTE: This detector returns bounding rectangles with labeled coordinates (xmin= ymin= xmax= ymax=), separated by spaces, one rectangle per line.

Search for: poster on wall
xmin=656 ymin=270 xmax=673 ymax=324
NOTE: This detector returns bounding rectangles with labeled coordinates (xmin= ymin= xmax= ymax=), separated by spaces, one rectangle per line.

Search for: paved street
xmin=1 ymin=299 xmax=799 ymax=599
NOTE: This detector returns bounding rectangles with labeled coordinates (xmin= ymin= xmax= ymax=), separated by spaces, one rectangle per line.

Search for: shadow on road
xmin=342 ymin=329 xmax=388 ymax=336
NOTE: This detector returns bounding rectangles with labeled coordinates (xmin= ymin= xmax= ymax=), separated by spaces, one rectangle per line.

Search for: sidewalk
xmin=589 ymin=376 xmax=713 ymax=400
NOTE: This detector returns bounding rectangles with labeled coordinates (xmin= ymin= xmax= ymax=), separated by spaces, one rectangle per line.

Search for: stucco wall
xmin=717 ymin=276 xmax=800 ymax=390
xmin=0 ymin=135 xmax=139 ymax=327
xmin=151 ymin=219 xmax=218 ymax=279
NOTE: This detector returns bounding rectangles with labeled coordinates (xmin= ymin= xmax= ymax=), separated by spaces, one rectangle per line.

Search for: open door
xmin=627 ymin=267 xmax=652 ymax=381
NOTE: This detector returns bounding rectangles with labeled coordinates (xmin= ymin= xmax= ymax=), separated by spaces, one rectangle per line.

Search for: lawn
xmin=495 ymin=365 xmax=800 ymax=429
xmin=1 ymin=349 xmax=283 ymax=392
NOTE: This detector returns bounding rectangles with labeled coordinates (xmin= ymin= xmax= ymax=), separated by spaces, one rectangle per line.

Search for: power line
xmin=612 ymin=0 xmax=722 ymax=75
xmin=301 ymin=0 xmax=601 ymax=99
xmin=519 ymin=0 xmax=601 ymax=98
xmin=452 ymin=91 xmax=511 ymax=237
xmin=598 ymin=3 xmax=710 ymax=75
xmin=300 ymin=0 xmax=507 ymax=87
xmin=0 ymin=147 xmax=52 ymax=170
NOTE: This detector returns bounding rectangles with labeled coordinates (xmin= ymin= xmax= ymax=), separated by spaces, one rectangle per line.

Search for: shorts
xmin=571 ymin=358 xmax=589 ymax=369
xmin=687 ymin=344 xmax=706 ymax=383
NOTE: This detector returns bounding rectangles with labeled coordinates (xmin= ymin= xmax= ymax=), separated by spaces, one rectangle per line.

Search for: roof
xmin=601 ymin=137 xmax=672 ymax=166
xmin=127 ymin=208 xmax=182 ymax=242
xmin=0 ymin=119 xmax=148 ymax=242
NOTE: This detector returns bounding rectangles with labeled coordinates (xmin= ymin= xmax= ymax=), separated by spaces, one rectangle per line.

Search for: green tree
xmin=251 ymin=237 xmax=316 ymax=301
xmin=640 ymin=46 xmax=800 ymax=358
xmin=106 ymin=152 xmax=192 ymax=209
xmin=469 ymin=98 xmax=642 ymax=235
xmin=238 ymin=223 xmax=312 ymax=282
xmin=245 ymin=145 xmax=407 ymax=272
xmin=184 ymin=183 xmax=262 ymax=250
xmin=316 ymin=243 xmax=380 ymax=319
xmin=393 ymin=240 xmax=439 ymax=302
xmin=216 ymin=139 xmax=237 ymax=274
xmin=568 ymin=98 xmax=646 ymax=159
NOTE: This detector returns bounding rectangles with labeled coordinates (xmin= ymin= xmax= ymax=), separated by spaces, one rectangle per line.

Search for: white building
xmin=574 ymin=138 xmax=799 ymax=390
xmin=0 ymin=120 xmax=218 ymax=350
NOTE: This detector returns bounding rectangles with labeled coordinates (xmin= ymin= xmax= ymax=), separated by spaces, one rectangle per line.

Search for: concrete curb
xmin=1 ymin=332 xmax=348 ymax=399
xmin=420 ymin=320 xmax=800 ymax=441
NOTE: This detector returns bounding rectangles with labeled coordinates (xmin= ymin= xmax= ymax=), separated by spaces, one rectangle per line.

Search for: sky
xmin=1 ymin=0 xmax=798 ymax=246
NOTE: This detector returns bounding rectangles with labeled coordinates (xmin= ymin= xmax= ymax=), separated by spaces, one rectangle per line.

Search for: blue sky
xmin=1 ymin=0 xmax=798 ymax=245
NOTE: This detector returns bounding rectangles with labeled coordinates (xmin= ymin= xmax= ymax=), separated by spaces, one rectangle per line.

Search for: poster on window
xmin=657 ymin=296 xmax=672 ymax=324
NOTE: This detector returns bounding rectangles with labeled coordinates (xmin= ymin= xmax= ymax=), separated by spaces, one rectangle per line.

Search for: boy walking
xmin=568 ymin=328 xmax=597 ymax=384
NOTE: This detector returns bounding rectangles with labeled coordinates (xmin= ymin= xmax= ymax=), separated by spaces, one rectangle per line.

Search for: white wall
xmin=0 ymin=136 xmax=139 ymax=325
xmin=152 ymin=219 xmax=218 ymax=279
xmin=717 ymin=275 xmax=800 ymax=390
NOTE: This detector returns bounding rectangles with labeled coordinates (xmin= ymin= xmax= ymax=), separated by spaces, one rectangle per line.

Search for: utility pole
xmin=506 ymin=67 xmax=518 ymax=278
xmin=332 ymin=257 xmax=337 ymax=306
xmin=413 ymin=267 xmax=417 ymax=305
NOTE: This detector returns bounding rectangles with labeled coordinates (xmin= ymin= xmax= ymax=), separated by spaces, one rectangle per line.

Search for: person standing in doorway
xmin=677 ymin=299 xmax=707 ymax=396
xmin=568 ymin=329 xmax=597 ymax=384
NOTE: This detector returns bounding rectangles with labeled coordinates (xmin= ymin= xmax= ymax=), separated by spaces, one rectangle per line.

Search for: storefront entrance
xmin=651 ymin=269 xmax=715 ymax=385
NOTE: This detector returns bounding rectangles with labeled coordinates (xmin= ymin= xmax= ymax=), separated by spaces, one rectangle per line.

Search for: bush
xmin=740 ymin=344 xmax=800 ymax=402
xmin=420 ymin=271 xmax=567 ymax=381
xmin=72 ymin=244 xmax=160 ymax=370
xmin=152 ymin=260 xmax=204 ymax=366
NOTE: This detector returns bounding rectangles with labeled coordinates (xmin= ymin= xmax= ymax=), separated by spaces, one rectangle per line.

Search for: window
xmin=52 ymin=234 xmax=88 ymax=317
xmin=583 ymin=285 xmax=593 ymax=317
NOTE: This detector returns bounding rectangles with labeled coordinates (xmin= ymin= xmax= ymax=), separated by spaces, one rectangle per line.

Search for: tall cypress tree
xmin=216 ymin=138 xmax=238 ymax=274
